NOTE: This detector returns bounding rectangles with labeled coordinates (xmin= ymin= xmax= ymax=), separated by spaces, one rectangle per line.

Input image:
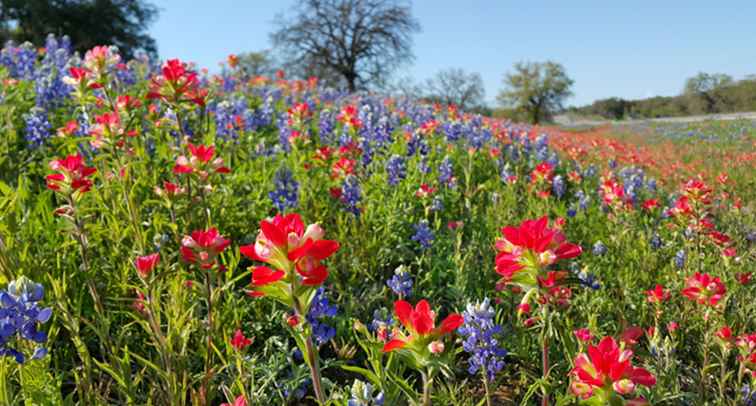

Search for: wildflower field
xmin=0 ymin=36 xmax=754 ymax=405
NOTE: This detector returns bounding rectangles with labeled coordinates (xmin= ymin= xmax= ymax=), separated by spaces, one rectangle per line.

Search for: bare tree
xmin=497 ymin=61 xmax=573 ymax=124
xmin=270 ymin=0 xmax=420 ymax=92
xmin=425 ymin=68 xmax=486 ymax=111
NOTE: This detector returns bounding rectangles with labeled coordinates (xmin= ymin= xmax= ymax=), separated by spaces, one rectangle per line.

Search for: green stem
xmin=304 ymin=334 xmax=326 ymax=404
xmin=202 ymin=271 xmax=215 ymax=405
xmin=421 ymin=369 xmax=433 ymax=406
xmin=482 ymin=369 xmax=493 ymax=406
xmin=541 ymin=306 xmax=550 ymax=406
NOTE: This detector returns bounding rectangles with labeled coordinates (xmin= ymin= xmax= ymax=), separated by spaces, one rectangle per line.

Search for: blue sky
xmin=151 ymin=1 xmax=756 ymax=106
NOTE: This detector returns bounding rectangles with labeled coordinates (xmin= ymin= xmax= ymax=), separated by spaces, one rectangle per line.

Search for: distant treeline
xmin=568 ymin=73 xmax=756 ymax=120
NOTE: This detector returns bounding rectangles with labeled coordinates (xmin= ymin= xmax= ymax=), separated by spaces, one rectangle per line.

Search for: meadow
xmin=0 ymin=36 xmax=754 ymax=405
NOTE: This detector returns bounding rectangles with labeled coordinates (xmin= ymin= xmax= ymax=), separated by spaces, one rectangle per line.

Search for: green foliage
xmin=0 ymin=0 xmax=159 ymax=59
xmin=497 ymin=61 xmax=574 ymax=124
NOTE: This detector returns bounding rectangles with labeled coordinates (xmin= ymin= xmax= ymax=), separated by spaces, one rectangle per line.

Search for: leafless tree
xmin=425 ymin=68 xmax=486 ymax=111
xmin=271 ymin=0 xmax=420 ymax=92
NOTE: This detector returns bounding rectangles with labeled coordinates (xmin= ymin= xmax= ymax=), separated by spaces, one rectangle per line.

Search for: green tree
xmin=683 ymin=72 xmax=733 ymax=114
xmin=234 ymin=50 xmax=277 ymax=78
xmin=0 ymin=0 xmax=159 ymax=60
xmin=497 ymin=61 xmax=573 ymax=124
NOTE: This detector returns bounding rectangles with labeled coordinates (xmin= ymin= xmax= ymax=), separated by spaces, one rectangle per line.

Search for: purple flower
xmin=592 ymin=241 xmax=607 ymax=256
xmin=23 ymin=108 xmax=52 ymax=148
xmin=268 ymin=167 xmax=299 ymax=211
xmin=385 ymin=155 xmax=406 ymax=186
xmin=387 ymin=267 xmax=412 ymax=297
xmin=411 ymin=220 xmax=434 ymax=250
xmin=306 ymin=288 xmax=337 ymax=345
xmin=438 ymin=156 xmax=455 ymax=188
xmin=341 ymin=175 xmax=361 ymax=216
xmin=458 ymin=298 xmax=507 ymax=380
xmin=0 ymin=277 xmax=52 ymax=364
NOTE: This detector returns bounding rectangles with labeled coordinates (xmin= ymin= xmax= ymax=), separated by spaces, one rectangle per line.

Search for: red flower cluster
xmin=495 ymin=216 xmax=582 ymax=284
xmin=336 ymin=105 xmax=362 ymax=129
xmin=681 ymin=272 xmax=726 ymax=307
xmin=645 ymin=284 xmax=670 ymax=304
xmin=46 ymin=154 xmax=97 ymax=197
xmin=240 ymin=213 xmax=339 ymax=296
xmin=736 ymin=333 xmax=756 ymax=378
xmin=230 ymin=329 xmax=252 ymax=351
xmin=180 ymin=228 xmax=231 ymax=270
xmin=382 ymin=299 xmax=463 ymax=354
xmin=147 ymin=59 xmax=207 ymax=106
xmin=135 ymin=253 xmax=160 ymax=279
xmin=173 ymin=143 xmax=231 ymax=179
xmin=570 ymin=336 xmax=656 ymax=401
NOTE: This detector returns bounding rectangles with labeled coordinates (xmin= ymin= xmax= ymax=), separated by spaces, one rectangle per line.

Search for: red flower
xmin=570 ymin=336 xmax=656 ymax=400
xmin=642 ymin=199 xmax=658 ymax=211
xmin=736 ymin=272 xmax=752 ymax=285
xmin=494 ymin=216 xmax=582 ymax=283
xmin=382 ymin=299 xmax=463 ymax=353
xmin=415 ymin=183 xmax=436 ymax=198
xmin=46 ymin=154 xmax=97 ymax=196
xmin=173 ymin=143 xmax=230 ymax=177
xmin=574 ymin=328 xmax=593 ymax=342
xmin=240 ymin=213 xmax=339 ymax=295
xmin=645 ymin=284 xmax=670 ymax=304
xmin=716 ymin=326 xmax=733 ymax=341
xmin=180 ymin=228 xmax=230 ymax=270
xmin=230 ymin=329 xmax=252 ymax=350
xmin=135 ymin=253 xmax=160 ymax=279
xmin=530 ymin=162 xmax=554 ymax=184
xmin=681 ymin=272 xmax=726 ymax=306
xmin=147 ymin=59 xmax=206 ymax=106
xmin=220 ymin=395 xmax=247 ymax=406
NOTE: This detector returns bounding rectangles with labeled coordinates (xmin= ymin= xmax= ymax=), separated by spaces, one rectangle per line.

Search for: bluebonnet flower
xmin=0 ymin=277 xmax=52 ymax=364
xmin=214 ymin=97 xmax=247 ymax=140
xmin=567 ymin=205 xmax=577 ymax=218
xmin=458 ymin=298 xmax=507 ymax=380
xmin=341 ymin=175 xmax=361 ymax=216
xmin=411 ymin=220 xmax=434 ymax=250
xmin=0 ymin=41 xmax=36 ymax=80
xmin=23 ymin=108 xmax=52 ymax=147
xmin=583 ymin=164 xmax=597 ymax=179
xmin=577 ymin=270 xmax=601 ymax=290
xmin=608 ymin=159 xmax=617 ymax=169
xmin=674 ymin=250 xmax=686 ymax=269
xmin=34 ymin=35 xmax=74 ymax=107
xmin=746 ymin=231 xmax=756 ymax=243
xmin=360 ymin=138 xmax=373 ymax=166
xmin=650 ymin=234 xmax=662 ymax=250
xmin=387 ymin=267 xmax=412 ymax=297
xmin=430 ymin=196 xmax=444 ymax=212
xmin=385 ymin=155 xmax=406 ymax=186
xmin=576 ymin=190 xmax=590 ymax=210
xmin=552 ymin=175 xmax=565 ymax=198
xmin=742 ymin=384 xmax=755 ymax=406
xmin=368 ymin=308 xmax=393 ymax=337
xmin=114 ymin=62 xmax=137 ymax=87
xmin=268 ymin=167 xmax=299 ymax=211
xmin=592 ymin=241 xmax=607 ymax=256
xmin=418 ymin=157 xmax=431 ymax=175
xmin=306 ymin=288 xmax=337 ymax=345
xmin=438 ymin=156 xmax=455 ymax=187
xmin=348 ymin=380 xmax=384 ymax=406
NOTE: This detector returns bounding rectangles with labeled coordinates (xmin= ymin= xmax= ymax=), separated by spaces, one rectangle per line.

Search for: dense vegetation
xmin=568 ymin=74 xmax=756 ymax=120
xmin=0 ymin=36 xmax=754 ymax=405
